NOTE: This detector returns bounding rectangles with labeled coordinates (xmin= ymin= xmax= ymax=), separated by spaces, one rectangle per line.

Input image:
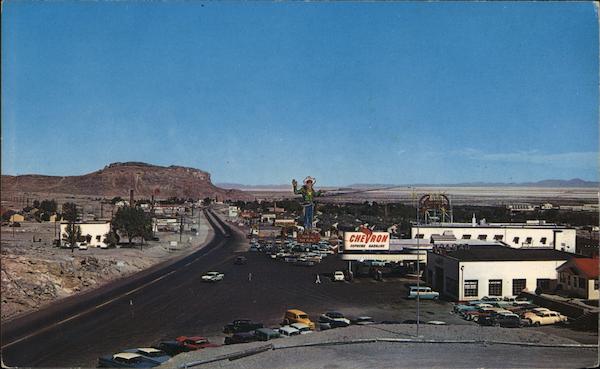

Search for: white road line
xmin=2 ymin=214 xmax=228 ymax=350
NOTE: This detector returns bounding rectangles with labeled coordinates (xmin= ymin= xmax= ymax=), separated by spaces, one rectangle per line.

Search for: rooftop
xmin=436 ymin=245 xmax=582 ymax=262
xmin=557 ymin=257 xmax=599 ymax=279
xmin=414 ymin=222 xmax=572 ymax=230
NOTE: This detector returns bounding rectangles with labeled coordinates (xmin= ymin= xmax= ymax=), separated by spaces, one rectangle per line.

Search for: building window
xmin=462 ymin=234 xmax=471 ymax=240
xmin=464 ymin=280 xmax=478 ymax=297
xmin=493 ymin=235 xmax=503 ymax=241
xmin=578 ymin=277 xmax=586 ymax=289
xmin=536 ymin=279 xmax=550 ymax=290
xmin=559 ymin=273 xmax=566 ymax=283
xmin=415 ymin=234 xmax=424 ymax=239
xmin=525 ymin=237 xmax=532 ymax=244
xmin=512 ymin=279 xmax=526 ymax=296
xmin=594 ymin=280 xmax=598 ymax=290
xmin=513 ymin=237 xmax=519 ymax=244
xmin=488 ymin=280 xmax=502 ymax=296
xmin=96 ymin=235 xmax=101 ymax=241
xmin=477 ymin=235 xmax=487 ymax=240
xmin=540 ymin=237 xmax=547 ymax=245
xmin=568 ymin=275 xmax=571 ymax=286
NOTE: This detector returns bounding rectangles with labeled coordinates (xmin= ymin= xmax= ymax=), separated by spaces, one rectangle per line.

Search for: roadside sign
xmin=297 ymin=231 xmax=321 ymax=244
xmin=344 ymin=231 xmax=390 ymax=250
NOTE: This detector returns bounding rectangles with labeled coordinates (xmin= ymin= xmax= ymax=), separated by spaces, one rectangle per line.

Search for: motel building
xmin=412 ymin=218 xmax=576 ymax=253
xmin=556 ymin=257 xmax=599 ymax=300
xmin=60 ymin=221 xmax=111 ymax=247
xmin=426 ymin=244 xmax=584 ymax=301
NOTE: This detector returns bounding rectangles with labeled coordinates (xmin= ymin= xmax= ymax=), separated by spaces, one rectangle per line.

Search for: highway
xmin=1 ymin=209 xmax=418 ymax=367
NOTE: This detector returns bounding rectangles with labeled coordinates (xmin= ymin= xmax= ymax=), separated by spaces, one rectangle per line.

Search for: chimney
xmin=130 ymin=189 xmax=134 ymax=207
xmin=471 ymin=213 xmax=476 ymax=227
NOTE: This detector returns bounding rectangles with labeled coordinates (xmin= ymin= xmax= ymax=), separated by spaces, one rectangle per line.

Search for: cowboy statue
xmin=292 ymin=176 xmax=323 ymax=230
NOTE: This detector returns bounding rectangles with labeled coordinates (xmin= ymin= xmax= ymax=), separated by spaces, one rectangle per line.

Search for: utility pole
xmin=180 ymin=213 xmax=184 ymax=243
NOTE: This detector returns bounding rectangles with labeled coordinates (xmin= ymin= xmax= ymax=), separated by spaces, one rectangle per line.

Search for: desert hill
xmin=1 ymin=162 xmax=251 ymax=200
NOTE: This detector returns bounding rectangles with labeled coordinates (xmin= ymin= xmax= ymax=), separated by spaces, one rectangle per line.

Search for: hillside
xmin=1 ymin=162 xmax=251 ymax=200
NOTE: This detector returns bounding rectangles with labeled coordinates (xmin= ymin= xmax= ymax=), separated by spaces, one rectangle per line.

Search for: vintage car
xmin=223 ymin=319 xmax=264 ymax=334
xmin=523 ymin=310 xmax=568 ymax=326
xmin=153 ymin=341 xmax=190 ymax=356
xmin=254 ymin=328 xmax=281 ymax=341
xmin=201 ymin=271 xmax=225 ymax=282
xmin=282 ymin=309 xmax=316 ymax=330
xmin=319 ymin=311 xmax=351 ymax=328
xmin=407 ymin=286 xmax=440 ymax=300
xmin=277 ymin=325 xmax=301 ymax=337
xmin=290 ymin=322 xmax=313 ymax=334
xmin=175 ymin=336 xmax=219 ymax=350
xmin=123 ymin=348 xmax=170 ymax=364
xmin=98 ymin=352 xmax=159 ymax=368
xmin=494 ymin=312 xmax=524 ymax=328
xmin=333 ymin=271 xmax=345 ymax=282
xmin=224 ymin=331 xmax=258 ymax=345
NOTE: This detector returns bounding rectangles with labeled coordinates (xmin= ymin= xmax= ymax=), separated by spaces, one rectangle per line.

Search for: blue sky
xmin=2 ymin=2 xmax=598 ymax=186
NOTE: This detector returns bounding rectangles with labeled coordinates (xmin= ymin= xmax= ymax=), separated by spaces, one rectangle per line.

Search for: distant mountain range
xmin=218 ymin=178 xmax=599 ymax=190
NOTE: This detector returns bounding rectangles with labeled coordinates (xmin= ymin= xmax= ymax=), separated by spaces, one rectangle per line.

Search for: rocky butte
xmin=1 ymin=162 xmax=251 ymax=200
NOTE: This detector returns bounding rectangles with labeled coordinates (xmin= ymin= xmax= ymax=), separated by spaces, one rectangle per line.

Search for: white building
xmin=340 ymin=237 xmax=428 ymax=264
xmin=426 ymin=245 xmax=580 ymax=301
xmin=412 ymin=219 xmax=576 ymax=253
xmin=60 ymin=221 xmax=111 ymax=247
xmin=228 ymin=206 xmax=239 ymax=218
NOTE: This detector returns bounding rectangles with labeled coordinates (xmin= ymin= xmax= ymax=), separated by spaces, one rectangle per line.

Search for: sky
xmin=2 ymin=1 xmax=598 ymax=186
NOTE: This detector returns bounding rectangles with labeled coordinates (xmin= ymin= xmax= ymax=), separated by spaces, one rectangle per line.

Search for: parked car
xmin=290 ymin=322 xmax=313 ymax=334
xmin=175 ymin=336 xmax=219 ymax=350
xmin=234 ymin=256 xmax=247 ymax=265
xmin=494 ymin=312 xmax=523 ymax=328
xmin=223 ymin=319 xmax=264 ymax=334
xmin=153 ymin=341 xmax=190 ymax=356
xmin=277 ymin=325 xmax=300 ymax=337
xmin=333 ymin=271 xmax=345 ymax=282
xmin=282 ymin=309 xmax=315 ymax=330
xmin=320 ymin=311 xmax=350 ymax=326
xmin=224 ymin=331 xmax=257 ymax=345
xmin=407 ymin=286 xmax=440 ymax=300
xmin=254 ymin=328 xmax=281 ymax=341
xmin=78 ymin=242 xmax=88 ymax=250
xmin=350 ymin=316 xmax=376 ymax=325
xmin=201 ymin=271 xmax=224 ymax=282
xmin=123 ymin=348 xmax=171 ymax=364
xmin=98 ymin=352 xmax=159 ymax=368
xmin=523 ymin=310 xmax=567 ymax=326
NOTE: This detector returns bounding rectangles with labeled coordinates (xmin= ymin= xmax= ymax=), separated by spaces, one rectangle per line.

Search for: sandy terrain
xmin=0 ymin=211 xmax=212 ymax=322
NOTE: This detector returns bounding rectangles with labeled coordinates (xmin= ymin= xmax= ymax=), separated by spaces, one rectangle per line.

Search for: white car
xmin=334 ymin=271 xmax=345 ymax=282
xmin=277 ymin=325 xmax=300 ymax=337
xmin=290 ymin=322 xmax=313 ymax=334
xmin=523 ymin=310 xmax=567 ymax=326
xmin=201 ymin=271 xmax=225 ymax=282
xmin=78 ymin=242 xmax=88 ymax=250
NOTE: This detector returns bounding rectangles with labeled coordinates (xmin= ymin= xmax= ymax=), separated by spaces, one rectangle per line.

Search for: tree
xmin=203 ymin=197 xmax=212 ymax=206
xmin=103 ymin=231 xmax=119 ymax=247
xmin=63 ymin=223 xmax=81 ymax=253
xmin=112 ymin=206 xmax=152 ymax=247
xmin=111 ymin=196 xmax=124 ymax=205
xmin=40 ymin=199 xmax=58 ymax=214
xmin=62 ymin=202 xmax=78 ymax=222
xmin=33 ymin=200 xmax=40 ymax=209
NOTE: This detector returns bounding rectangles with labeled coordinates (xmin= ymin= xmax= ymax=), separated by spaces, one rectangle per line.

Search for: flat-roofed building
xmin=412 ymin=219 xmax=576 ymax=253
xmin=427 ymin=244 xmax=583 ymax=301
xmin=60 ymin=221 xmax=111 ymax=247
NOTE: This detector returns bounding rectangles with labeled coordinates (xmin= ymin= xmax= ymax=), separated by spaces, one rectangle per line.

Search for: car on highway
xmin=407 ymin=286 xmax=440 ymax=300
xmin=333 ymin=271 xmax=345 ymax=282
xmin=98 ymin=352 xmax=159 ymax=368
xmin=282 ymin=309 xmax=316 ymax=330
xmin=234 ymin=256 xmax=247 ymax=265
xmin=123 ymin=348 xmax=171 ymax=364
xmin=522 ymin=310 xmax=567 ymax=326
xmin=201 ymin=271 xmax=224 ymax=282
xmin=223 ymin=319 xmax=264 ymax=334
xmin=224 ymin=331 xmax=257 ymax=345
xmin=176 ymin=336 xmax=219 ymax=350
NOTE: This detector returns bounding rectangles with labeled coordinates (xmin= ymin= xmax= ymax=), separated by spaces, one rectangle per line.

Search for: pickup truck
xmin=223 ymin=319 xmax=264 ymax=334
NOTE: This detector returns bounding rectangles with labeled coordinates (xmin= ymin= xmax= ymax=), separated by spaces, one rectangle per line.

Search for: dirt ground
xmin=0 ymin=210 xmax=211 ymax=322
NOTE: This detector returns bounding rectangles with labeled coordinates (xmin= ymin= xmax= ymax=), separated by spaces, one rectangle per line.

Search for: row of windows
xmin=460 ymin=235 xmax=547 ymax=244
xmin=559 ymin=272 xmax=598 ymax=290
xmin=463 ymin=278 xmax=548 ymax=297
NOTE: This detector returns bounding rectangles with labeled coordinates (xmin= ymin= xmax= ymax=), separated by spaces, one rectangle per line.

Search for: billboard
xmin=344 ymin=231 xmax=390 ymax=250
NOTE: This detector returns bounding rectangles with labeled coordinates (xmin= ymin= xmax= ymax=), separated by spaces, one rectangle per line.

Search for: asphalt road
xmin=1 ymin=209 xmax=460 ymax=367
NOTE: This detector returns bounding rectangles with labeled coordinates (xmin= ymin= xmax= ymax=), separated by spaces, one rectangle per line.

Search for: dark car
xmin=153 ymin=341 xmax=190 ymax=356
xmin=224 ymin=331 xmax=257 ymax=345
xmin=176 ymin=336 xmax=220 ymax=350
xmin=223 ymin=319 xmax=264 ymax=334
xmin=98 ymin=352 xmax=159 ymax=368
xmin=234 ymin=256 xmax=247 ymax=265
xmin=495 ymin=313 xmax=523 ymax=328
